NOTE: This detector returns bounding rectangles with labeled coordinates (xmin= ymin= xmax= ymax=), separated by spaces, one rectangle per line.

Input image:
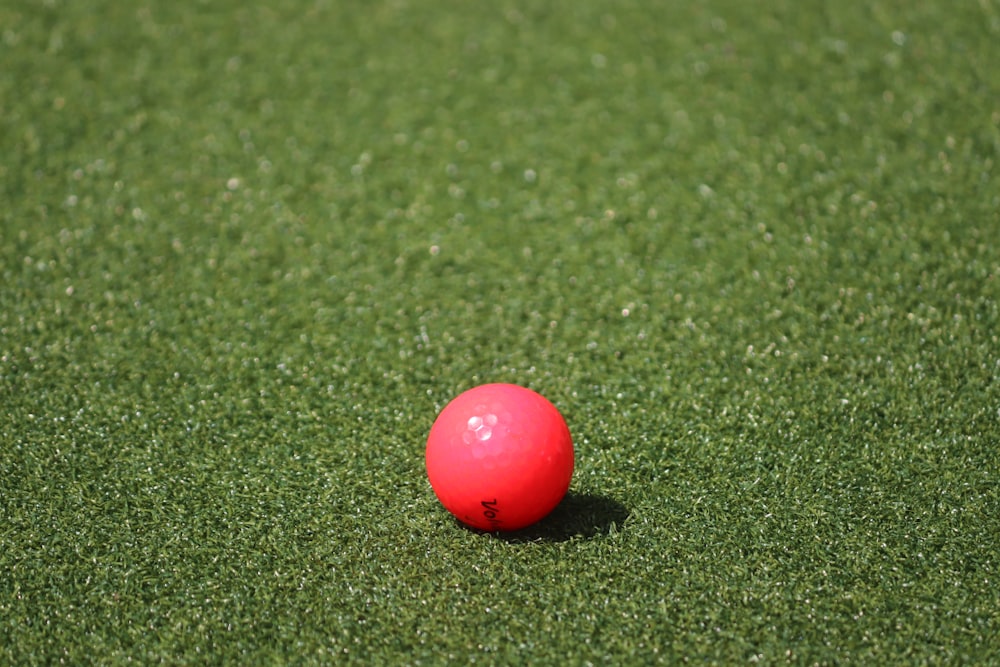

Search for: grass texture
xmin=2 ymin=0 xmax=999 ymax=663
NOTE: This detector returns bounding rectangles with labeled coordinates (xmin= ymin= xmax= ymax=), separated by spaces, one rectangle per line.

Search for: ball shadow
xmin=458 ymin=491 xmax=630 ymax=543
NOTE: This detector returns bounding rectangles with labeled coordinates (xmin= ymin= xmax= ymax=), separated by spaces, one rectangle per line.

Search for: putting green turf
xmin=2 ymin=0 xmax=999 ymax=663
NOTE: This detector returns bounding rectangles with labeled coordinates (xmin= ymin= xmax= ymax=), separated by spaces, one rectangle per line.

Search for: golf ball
xmin=425 ymin=383 xmax=574 ymax=532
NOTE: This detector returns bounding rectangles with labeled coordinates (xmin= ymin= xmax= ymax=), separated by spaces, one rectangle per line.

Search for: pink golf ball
xmin=426 ymin=383 xmax=574 ymax=531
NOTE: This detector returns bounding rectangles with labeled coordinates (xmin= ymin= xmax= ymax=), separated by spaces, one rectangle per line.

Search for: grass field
xmin=2 ymin=0 xmax=999 ymax=663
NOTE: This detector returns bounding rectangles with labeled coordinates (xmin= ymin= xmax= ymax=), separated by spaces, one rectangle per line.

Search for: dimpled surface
xmin=426 ymin=384 xmax=574 ymax=531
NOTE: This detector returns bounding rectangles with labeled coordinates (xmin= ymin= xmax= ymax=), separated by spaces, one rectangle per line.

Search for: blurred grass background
xmin=2 ymin=0 xmax=999 ymax=663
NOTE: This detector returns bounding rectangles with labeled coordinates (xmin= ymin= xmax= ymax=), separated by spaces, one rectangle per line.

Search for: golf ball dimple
xmin=425 ymin=383 xmax=574 ymax=532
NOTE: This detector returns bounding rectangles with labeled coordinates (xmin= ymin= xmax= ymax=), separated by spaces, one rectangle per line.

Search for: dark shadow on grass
xmin=457 ymin=491 xmax=630 ymax=543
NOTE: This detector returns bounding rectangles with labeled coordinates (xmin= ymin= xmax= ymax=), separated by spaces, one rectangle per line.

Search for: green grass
xmin=2 ymin=0 xmax=999 ymax=663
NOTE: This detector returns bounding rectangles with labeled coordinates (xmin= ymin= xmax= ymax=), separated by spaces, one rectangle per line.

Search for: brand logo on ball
xmin=481 ymin=498 xmax=502 ymax=529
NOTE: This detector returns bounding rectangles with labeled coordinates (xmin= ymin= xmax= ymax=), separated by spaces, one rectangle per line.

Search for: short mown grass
xmin=2 ymin=0 xmax=998 ymax=663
